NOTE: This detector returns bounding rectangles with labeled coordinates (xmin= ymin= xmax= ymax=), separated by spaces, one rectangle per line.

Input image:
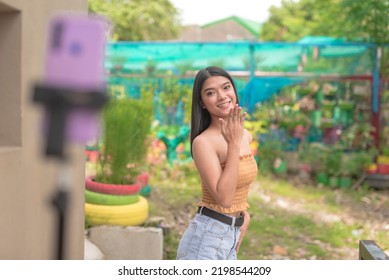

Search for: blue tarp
xmin=240 ymin=77 xmax=305 ymax=112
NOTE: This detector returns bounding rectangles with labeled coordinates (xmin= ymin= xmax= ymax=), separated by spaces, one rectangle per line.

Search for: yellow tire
xmin=85 ymin=196 xmax=148 ymax=226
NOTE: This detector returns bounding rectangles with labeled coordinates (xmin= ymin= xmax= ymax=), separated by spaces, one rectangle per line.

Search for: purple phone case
xmin=44 ymin=14 xmax=109 ymax=143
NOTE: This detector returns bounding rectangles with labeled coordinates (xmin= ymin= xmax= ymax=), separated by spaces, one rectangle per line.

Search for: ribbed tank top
xmin=198 ymin=154 xmax=258 ymax=214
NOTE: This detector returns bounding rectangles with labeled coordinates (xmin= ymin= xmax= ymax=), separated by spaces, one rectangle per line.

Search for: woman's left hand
xmin=236 ymin=211 xmax=250 ymax=253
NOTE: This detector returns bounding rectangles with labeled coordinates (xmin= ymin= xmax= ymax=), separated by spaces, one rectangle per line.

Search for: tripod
xmin=33 ymin=84 xmax=108 ymax=259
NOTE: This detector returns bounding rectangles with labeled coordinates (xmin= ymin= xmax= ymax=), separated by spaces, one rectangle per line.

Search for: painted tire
xmin=85 ymin=176 xmax=141 ymax=195
xmin=137 ymin=172 xmax=149 ymax=187
xmin=85 ymin=196 xmax=149 ymax=226
xmin=85 ymin=189 xmax=139 ymax=206
xmin=140 ymin=185 xmax=152 ymax=197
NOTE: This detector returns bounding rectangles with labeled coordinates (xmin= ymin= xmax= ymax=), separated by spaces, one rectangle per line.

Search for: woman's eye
xmin=206 ymin=91 xmax=214 ymax=96
xmin=224 ymin=85 xmax=231 ymax=90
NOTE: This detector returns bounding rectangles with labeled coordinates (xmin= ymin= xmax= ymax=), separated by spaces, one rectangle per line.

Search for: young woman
xmin=176 ymin=66 xmax=258 ymax=260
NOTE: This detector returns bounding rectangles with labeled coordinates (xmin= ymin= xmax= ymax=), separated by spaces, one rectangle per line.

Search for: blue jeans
xmin=176 ymin=213 xmax=241 ymax=260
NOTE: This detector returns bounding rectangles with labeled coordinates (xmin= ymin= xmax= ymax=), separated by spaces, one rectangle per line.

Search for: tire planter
xmin=85 ymin=176 xmax=141 ymax=195
xmin=137 ymin=172 xmax=149 ymax=187
xmin=85 ymin=189 xmax=139 ymax=206
xmin=140 ymin=185 xmax=152 ymax=197
xmin=85 ymin=196 xmax=149 ymax=227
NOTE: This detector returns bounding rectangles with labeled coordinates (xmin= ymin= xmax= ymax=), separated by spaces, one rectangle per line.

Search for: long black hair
xmin=190 ymin=66 xmax=239 ymax=156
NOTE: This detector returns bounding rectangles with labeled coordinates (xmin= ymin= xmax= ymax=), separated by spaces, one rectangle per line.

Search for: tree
xmin=88 ymin=0 xmax=181 ymax=41
xmin=261 ymin=0 xmax=389 ymax=44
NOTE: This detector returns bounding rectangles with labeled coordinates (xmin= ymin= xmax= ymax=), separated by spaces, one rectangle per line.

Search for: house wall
xmin=0 ymin=0 xmax=87 ymax=259
xmin=201 ymin=20 xmax=256 ymax=41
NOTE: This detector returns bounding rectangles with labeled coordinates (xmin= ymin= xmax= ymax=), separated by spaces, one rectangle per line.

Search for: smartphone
xmin=43 ymin=13 xmax=110 ymax=144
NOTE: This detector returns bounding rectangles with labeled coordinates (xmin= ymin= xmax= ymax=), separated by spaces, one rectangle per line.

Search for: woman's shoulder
xmin=192 ymin=131 xmax=222 ymax=158
xmin=192 ymin=132 xmax=213 ymax=149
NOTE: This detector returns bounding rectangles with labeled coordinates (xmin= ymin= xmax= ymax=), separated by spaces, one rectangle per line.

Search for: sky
xmin=169 ymin=0 xmax=283 ymax=25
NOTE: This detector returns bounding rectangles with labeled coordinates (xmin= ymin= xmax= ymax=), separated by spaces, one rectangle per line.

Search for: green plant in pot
xmin=257 ymin=139 xmax=284 ymax=175
xmin=85 ymin=91 xmax=154 ymax=227
xmin=341 ymin=123 xmax=375 ymax=151
xmin=303 ymin=143 xmax=329 ymax=185
xmin=339 ymin=153 xmax=359 ymax=189
xmin=324 ymin=147 xmax=343 ymax=188
xmin=95 ymin=96 xmax=153 ymax=184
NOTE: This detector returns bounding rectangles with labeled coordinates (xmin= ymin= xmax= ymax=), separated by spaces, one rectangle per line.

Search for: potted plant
xmin=85 ymin=90 xmax=154 ymax=227
xmin=325 ymin=147 xmax=343 ymax=188
xmin=303 ymin=143 xmax=329 ymax=185
xmin=339 ymin=154 xmax=359 ymax=189
xmin=95 ymin=97 xmax=153 ymax=183
xmin=341 ymin=123 xmax=375 ymax=151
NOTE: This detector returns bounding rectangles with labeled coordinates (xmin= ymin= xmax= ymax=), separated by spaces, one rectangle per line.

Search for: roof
xmin=201 ymin=16 xmax=262 ymax=37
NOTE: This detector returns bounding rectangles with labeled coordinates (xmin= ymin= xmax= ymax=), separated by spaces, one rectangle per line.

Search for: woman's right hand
xmin=218 ymin=104 xmax=246 ymax=147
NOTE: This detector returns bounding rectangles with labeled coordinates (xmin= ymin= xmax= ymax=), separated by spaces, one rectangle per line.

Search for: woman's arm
xmin=192 ymin=105 xmax=245 ymax=208
xmin=236 ymin=210 xmax=250 ymax=253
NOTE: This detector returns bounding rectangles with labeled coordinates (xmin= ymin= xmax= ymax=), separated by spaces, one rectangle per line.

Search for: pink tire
xmin=85 ymin=176 xmax=141 ymax=195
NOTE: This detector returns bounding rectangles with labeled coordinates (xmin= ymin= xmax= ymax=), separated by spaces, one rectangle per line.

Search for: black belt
xmin=197 ymin=206 xmax=244 ymax=227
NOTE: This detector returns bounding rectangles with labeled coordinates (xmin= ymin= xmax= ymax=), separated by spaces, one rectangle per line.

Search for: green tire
xmin=140 ymin=185 xmax=152 ymax=197
xmin=85 ymin=189 xmax=139 ymax=206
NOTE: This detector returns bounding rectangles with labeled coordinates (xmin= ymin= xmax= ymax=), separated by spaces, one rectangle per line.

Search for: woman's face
xmin=200 ymin=76 xmax=237 ymax=118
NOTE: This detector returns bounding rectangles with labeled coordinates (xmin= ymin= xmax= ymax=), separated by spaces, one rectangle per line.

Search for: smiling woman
xmin=176 ymin=66 xmax=258 ymax=260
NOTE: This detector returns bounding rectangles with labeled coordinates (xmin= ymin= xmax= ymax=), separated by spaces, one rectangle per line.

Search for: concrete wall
xmin=0 ymin=0 xmax=87 ymax=259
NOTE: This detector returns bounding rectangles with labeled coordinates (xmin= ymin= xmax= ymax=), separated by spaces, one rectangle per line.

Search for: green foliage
xmin=158 ymin=76 xmax=191 ymax=126
xmin=96 ymin=94 xmax=154 ymax=184
xmin=257 ymin=140 xmax=284 ymax=174
xmin=88 ymin=0 xmax=181 ymax=41
xmin=339 ymin=0 xmax=389 ymax=44
xmin=261 ymin=0 xmax=389 ymax=43
xmin=298 ymin=143 xmax=328 ymax=171
xmin=324 ymin=147 xmax=343 ymax=176
xmin=340 ymin=123 xmax=375 ymax=150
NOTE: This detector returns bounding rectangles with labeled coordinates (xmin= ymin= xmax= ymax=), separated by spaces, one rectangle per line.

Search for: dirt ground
xmin=148 ymin=178 xmax=389 ymax=260
xmin=249 ymin=180 xmax=389 ymax=259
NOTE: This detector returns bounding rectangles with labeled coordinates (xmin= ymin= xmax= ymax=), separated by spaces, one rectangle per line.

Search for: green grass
xmin=147 ymin=163 xmax=389 ymax=260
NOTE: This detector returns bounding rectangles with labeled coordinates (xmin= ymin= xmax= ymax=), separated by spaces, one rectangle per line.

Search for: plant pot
xmin=339 ymin=101 xmax=355 ymax=110
xmin=309 ymin=110 xmax=322 ymax=127
xmin=273 ymin=158 xmax=287 ymax=174
xmin=333 ymin=106 xmax=340 ymax=122
xmin=140 ymin=185 xmax=152 ymax=197
xmin=85 ymin=176 xmax=141 ymax=195
xmin=366 ymin=164 xmax=377 ymax=174
xmin=377 ymin=156 xmax=389 ymax=165
xmin=285 ymin=152 xmax=299 ymax=174
xmin=377 ymin=163 xmax=389 ymax=175
xmin=316 ymin=172 xmax=329 ymax=185
xmin=85 ymin=189 xmax=139 ymax=206
xmin=85 ymin=196 xmax=149 ymax=227
xmin=286 ymin=137 xmax=301 ymax=151
xmin=339 ymin=176 xmax=353 ymax=189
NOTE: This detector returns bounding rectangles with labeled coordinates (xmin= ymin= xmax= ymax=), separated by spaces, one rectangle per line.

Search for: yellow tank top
xmin=198 ymin=154 xmax=258 ymax=214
